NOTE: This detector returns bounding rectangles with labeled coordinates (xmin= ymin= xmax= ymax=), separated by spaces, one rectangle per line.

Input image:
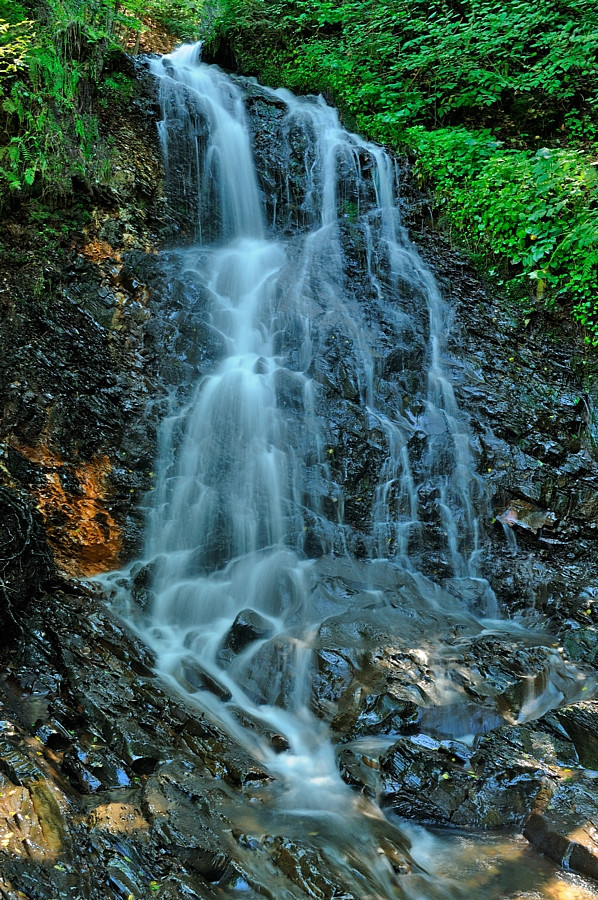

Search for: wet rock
xmin=498 ymin=498 xmax=557 ymax=535
xmin=0 ymin=777 xmax=68 ymax=862
xmin=231 ymin=709 xmax=291 ymax=753
xmin=142 ymin=759 xmax=257 ymax=886
xmin=129 ymin=558 xmax=161 ymax=611
xmin=0 ymin=719 xmax=71 ymax=871
xmin=442 ymin=576 xmax=498 ymax=617
xmin=312 ymin=638 xmax=423 ymax=738
xmin=383 ymin=325 xmax=426 ymax=376
xmin=0 ymin=485 xmax=54 ymax=638
xmin=338 ymin=742 xmax=384 ymax=796
xmin=0 ymin=583 xmax=288 ymax=899
xmin=0 ymin=734 xmax=45 ymax=787
xmin=274 ymin=367 xmax=306 ymax=412
xmin=380 ymin=728 xmax=550 ymax=828
xmin=175 ymin=846 xmax=233 ymax=881
xmin=561 ymin=617 xmax=598 ymax=667
xmin=62 ymin=748 xmax=104 ymax=793
xmin=309 ymin=574 xmax=592 ymax=749
xmin=0 ymin=53 xmax=171 ymax=573
xmin=219 ymin=607 xmax=274 ymax=663
xmin=554 ymin=701 xmax=598 ymax=769
xmin=177 ymin=656 xmax=233 ymax=702
xmin=524 ymin=778 xmax=598 ymax=881
xmin=235 ymin=635 xmax=298 ymax=708
xmin=417 ymin=701 xmax=504 ymax=741
xmin=268 ymin=837 xmax=341 ymax=899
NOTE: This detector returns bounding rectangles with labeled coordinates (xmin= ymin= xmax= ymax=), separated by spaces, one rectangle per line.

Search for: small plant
xmin=0 ymin=14 xmax=34 ymax=79
xmin=100 ymin=72 xmax=135 ymax=108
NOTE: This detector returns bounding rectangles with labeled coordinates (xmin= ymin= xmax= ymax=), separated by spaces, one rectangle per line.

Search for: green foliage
xmin=0 ymin=12 xmax=34 ymax=78
xmin=0 ymin=1 xmax=28 ymax=24
xmin=408 ymin=128 xmax=598 ymax=339
xmin=0 ymin=0 xmax=144 ymax=204
xmin=204 ymin=0 xmax=598 ymax=137
xmin=0 ymin=0 xmax=204 ymax=204
xmin=203 ymin=0 xmax=598 ymax=341
xmin=100 ymin=71 xmax=135 ymax=105
xmin=145 ymin=0 xmax=202 ymax=40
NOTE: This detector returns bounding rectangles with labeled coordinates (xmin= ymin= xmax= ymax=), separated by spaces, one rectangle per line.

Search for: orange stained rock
xmin=80 ymin=231 xmax=155 ymax=296
xmin=0 ymin=780 xmax=66 ymax=862
xmin=88 ymin=801 xmax=149 ymax=834
xmin=542 ymin=881 xmax=598 ymax=899
xmin=12 ymin=442 xmax=122 ymax=577
xmin=80 ymin=236 xmax=122 ymax=266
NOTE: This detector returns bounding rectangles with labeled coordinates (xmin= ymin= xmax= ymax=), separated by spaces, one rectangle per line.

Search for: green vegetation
xmin=203 ymin=0 xmax=598 ymax=340
xmin=408 ymin=129 xmax=598 ymax=332
xmin=144 ymin=0 xmax=204 ymax=40
xmin=0 ymin=0 xmax=202 ymax=206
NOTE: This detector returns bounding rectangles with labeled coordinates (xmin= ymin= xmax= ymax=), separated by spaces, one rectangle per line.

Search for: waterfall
xmin=102 ymin=43 xmax=595 ymax=899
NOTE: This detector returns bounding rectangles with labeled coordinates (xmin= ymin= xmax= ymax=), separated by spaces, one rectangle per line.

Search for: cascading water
xmin=105 ymin=43 xmax=596 ymax=899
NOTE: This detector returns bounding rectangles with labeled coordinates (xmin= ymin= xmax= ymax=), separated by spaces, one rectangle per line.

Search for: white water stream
xmin=104 ymin=44 xmax=596 ymax=899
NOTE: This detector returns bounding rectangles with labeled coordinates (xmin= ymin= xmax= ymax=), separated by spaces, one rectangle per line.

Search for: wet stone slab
xmin=525 ymin=777 xmax=598 ymax=882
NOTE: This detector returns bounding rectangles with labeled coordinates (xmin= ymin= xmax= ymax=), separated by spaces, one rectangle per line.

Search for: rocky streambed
xmin=1 ymin=52 xmax=598 ymax=900
xmin=0 ymin=578 xmax=597 ymax=899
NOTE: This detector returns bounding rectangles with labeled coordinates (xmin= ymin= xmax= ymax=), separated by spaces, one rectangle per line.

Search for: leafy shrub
xmin=204 ymin=0 xmax=598 ymax=138
xmin=0 ymin=0 xmax=146 ymax=202
xmin=0 ymin=8 xmax=33 ymax=78
xmin=408 ymin=128 xmax=598 ymax=338
xmin=0 ymin=0 xmax=205 ymax=203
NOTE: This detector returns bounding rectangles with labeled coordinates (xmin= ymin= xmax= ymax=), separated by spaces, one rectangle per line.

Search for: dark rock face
xmin=178 ymin=656 xmax=233 ymax=701
xmin=0 ymin=484 xmax=54 ymax=636
xmin=554 ymin=703 xmax=598 ymax=768
xmin=380 ymin=734 xmax=546 ymax=829
xmin=525 ymin=773 xmax=598 ymax=883
xmin=411 ymin=225 xmax=598 ymax=622
xmin=220 ymin=608 xmax=274 ymax=660
xmin=0 ymin=58 xmax=168 ymax=580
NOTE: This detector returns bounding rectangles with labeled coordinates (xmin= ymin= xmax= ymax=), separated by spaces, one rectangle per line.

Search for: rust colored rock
xmin=10 ymin=442 xmax=122 ymax=577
